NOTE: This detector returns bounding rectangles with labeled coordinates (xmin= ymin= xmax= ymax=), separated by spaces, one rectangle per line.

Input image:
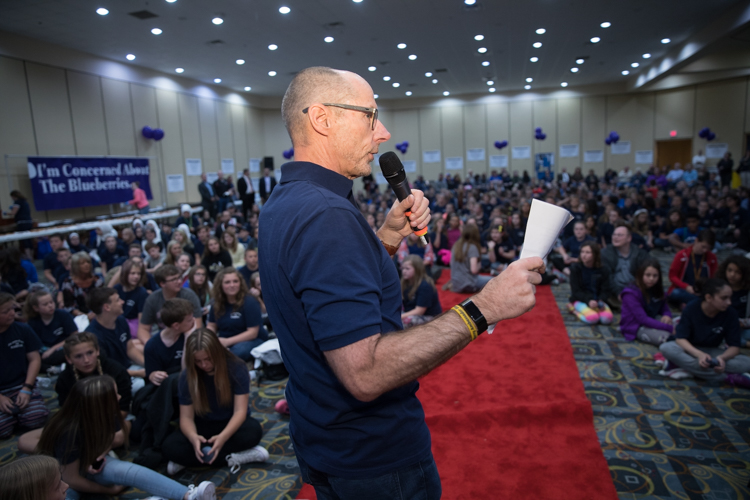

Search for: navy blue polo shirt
xmin=114 ymin=284 xmax=149 ymax=321
xmin=178 ymin=359 xmax=249 ymax=421
xmin=676 ymin=300 xmax=741 ymax=348
xmin=27 ymin=310 xmax=77 ymax=347
xmin=85 ymin=316 xmax=131 ymax=368
xmin=0 ymin=322 xmax=42 ymax=391
xmin=258 ymin=161 xmax=430 ymax=479
xmin=144 ymin=332 xmax=184 ymax=378
xmin=207 ymin=296 xmax=268 ymax=342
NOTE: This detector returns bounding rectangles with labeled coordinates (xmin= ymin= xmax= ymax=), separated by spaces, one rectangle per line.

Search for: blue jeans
xmin=668 ymin=288 xmax=700 ymax=308
xmin=229 ymin=338 xmax=267 ymax=361
xmin=65 ymin=457 xmax=189 ymax=500
xmin=139 ymin=206 xmax=150 ymax=215
xmin=297 ymin=454 xmax=441 ymax=500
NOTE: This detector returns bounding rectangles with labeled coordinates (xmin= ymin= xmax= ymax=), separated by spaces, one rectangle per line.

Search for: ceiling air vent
xmin=129 ymin=10 xmax=159 ymax=20
xmin=434 ymin=68 xmax=448 ymax=73
xmin=206 ymin=39 xmax=226 ymax=46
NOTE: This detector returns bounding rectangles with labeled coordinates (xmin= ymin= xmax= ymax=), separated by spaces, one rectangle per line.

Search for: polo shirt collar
xmin=280 ymin=161 xmax=353 ymax=200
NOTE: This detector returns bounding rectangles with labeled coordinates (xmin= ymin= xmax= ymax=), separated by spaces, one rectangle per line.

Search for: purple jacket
xmin=620 ymin=285 xmax=672 ymax=341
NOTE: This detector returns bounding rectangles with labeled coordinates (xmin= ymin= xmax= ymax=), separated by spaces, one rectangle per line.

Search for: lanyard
xmin=691 ymin=251 xmax=705 ymax=279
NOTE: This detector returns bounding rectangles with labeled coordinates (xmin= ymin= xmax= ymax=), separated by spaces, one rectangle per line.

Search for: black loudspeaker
xmin=263 ymin=157 xmax=274 ymax=170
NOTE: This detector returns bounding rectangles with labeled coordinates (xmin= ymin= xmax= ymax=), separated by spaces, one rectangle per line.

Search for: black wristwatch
xmin=22 ymin=383 xmax=34 ymax=390
xmin=459 ymin=298 xmax=488 ymax=335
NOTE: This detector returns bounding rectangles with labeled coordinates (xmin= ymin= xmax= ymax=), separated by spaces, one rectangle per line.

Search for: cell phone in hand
xmin=91 ymin=458 xmax=104 ymax=470
xmin=706 ymin=358 xmax=719 ymax=368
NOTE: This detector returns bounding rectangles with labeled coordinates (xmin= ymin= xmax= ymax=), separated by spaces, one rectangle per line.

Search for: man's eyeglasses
xmin=303 ymin=103 xmax=378 ymax=130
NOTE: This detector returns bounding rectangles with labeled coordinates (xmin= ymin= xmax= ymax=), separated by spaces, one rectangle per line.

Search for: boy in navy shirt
xmin=24 ymin=289 xmax=77 ymax=370
xmin=238 ymin=248 xmax=259 ymax=287
xmin=144 ymin=298 xmax=194 ymax=386
xmin=99 ymin=234 xmax=127 ymax=274
xmin=42 ymin=233 xmax=64 ymax=285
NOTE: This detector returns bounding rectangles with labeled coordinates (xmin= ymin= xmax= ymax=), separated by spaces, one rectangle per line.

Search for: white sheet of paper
xmin=423 ymin=150 xmax=441 ymax=163
xmin=166 ymin=174 xmax=185 ymax=193
xmin=249 ymin=158 xmax=261 ymax=173
xmin=706 ymin=143 xmax=728 ymax=159
xmin=467 ymin=148 xmax=485 ymax=161
xmin=489 ymin=155 xmax=508 ymax=168
xmin=512 ymin=146 xmax=531 ymax=159
xmin=185 ymin=158 xmax=202 ymax=176
xmin=635 ymin=150 xmax=653 ymax=164
xmin=445 ymin=157 xmax=463 ymax=170
xmin=611 ymin=141 xmax=631 ymax=155
xmin=519 ymin=199 xmax=573 ymax=260
xmin=221 ymin=158 xmax=234 ymax=174
xmin=584 ymin=150 xmax=604 ymax=163
xmin=559 ymin=144 xmax=580 ymax=158
xmin=403 ymin=160 xmax=417 ymax=173
xmin=206 ymin=172 xmax=219 ymax=184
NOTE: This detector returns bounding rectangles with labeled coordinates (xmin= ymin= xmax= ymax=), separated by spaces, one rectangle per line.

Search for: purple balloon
xmin=541 ymin=133 xmax=546 ymax=140
xmin=141 ymin=126 xmax=154 ymax=139
xmin=535 ymin=127 xmax=542 ymax=134
xmin=152 ymin=128 xmax=164 ymax=141
xmin=403 ymin=141 xmax=409 ymax=147
xmin=605 ymin=137 xmax=612 ymax=145
xmin=707 ymin=132 xmax=716 ymax=141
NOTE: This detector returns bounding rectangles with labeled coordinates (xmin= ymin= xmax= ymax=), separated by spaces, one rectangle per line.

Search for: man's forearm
xmin=718 ymin=346 xmax=740 ymax=361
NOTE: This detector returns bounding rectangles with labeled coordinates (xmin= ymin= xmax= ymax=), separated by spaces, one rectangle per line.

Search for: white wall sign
xmin=584 ymin=150 xmax=604 ymax=163
xmin=635 ymin=150 xmax=654 ymax=164
xmin=166 ymin=174 xmax=185 ymax=193
xmin=467 ymin=148 xmax=485 ymax=161
xmin=512 ymin=146 xmax=531 ymax=159
xmin=445 ymin=157 xmax=464 ymax=170
xmin=249 ymin=158 xmax=261 ymax=173
xmin=221 ymin=158 xmax=235 ymax=174
xmin=206 ymin=172 xmax=219 ymax=183
xmin=559 ymin=144 xmax=580 ymax=158
xmin=185 ymin=158 xmax=202 ymax=176
xmin=403 ymin=160 xmax=417 ymax=173
xmin=423 ymin=150 xmax=441 ymax=163
xmin=611 ymin=141 xmax=631 ymax=155
xmin=706 ymin=143 xmax=728 ymax=159
xmin=376 ymin=173 xmax=387 ymax=184
xmin=489 ymin=155 xmax=508 ymax=168
xmin=274 ymin=170 xmax=282 ymax=181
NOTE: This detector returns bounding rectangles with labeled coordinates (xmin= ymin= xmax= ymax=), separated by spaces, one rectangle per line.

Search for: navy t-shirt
xmin=402 ymin=280 xmax=442 ymax=317
xmin=43 ymin=251 xmax=62 ymax=278
xmin=207 ymin=296 xmax=268 ymax=342
xmin=563 ymin=235 xmax=594 ymax=259
xmin=85 ymin=316 xmax=131 ymax=368
xmin=178 ymin=359 xmax=250 ymax=421
xmin=144 ymin=332 xmax=184 ymax=378
xmin=675 ymin=301 xmax=741 ymax=348
xmin=258 ymin=161 xmax=431 ymax=479
xmin=0 ymin=322 xmax=42 ymax=390
xmin=114 ymin=284 xmax=149 ymax=320
xmin=27 ymin=309 xmax=77 ymax=347
xmin=731 ymin=289 xmax=748 ymax=318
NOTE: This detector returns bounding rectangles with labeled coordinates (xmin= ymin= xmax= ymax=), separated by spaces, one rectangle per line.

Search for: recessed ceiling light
xmin=600 ymin=22 xmax=611 ymax=28
xmin=590 ymin=37 xmax=600 ymax=43
xmin=432 ymin=79 xmax=438 ymax=84
xmin=151 ymin=28 xmax=163 ymax=35
xmin=475 ymin=35 xmax=484 ymax=41
xmin=244 ymin=86 xmax=251 ymax=91
xmin=126 ymin=54 xmax=136 ymax=60
xmin=478 ymin=47 xmax=488 ymax=53
xmin=576 ymin=58 xmax=585 ymax=64
xmin=561 ymin=82 xmax=568 ymax=87
xmin=392 ymin=82 xmax=400 ymax=87
xmin=279 ymin=6 xmax=290 ymax=14
xmin=526 ymin=77 xmax=533 ymax=82
xmin=408 ymin=54 xmax=417 ymax=60
xmin=212 ymin=17 xmax=223 ymax=25
xmin=236 ymin=59 xmax=245 ymax=65
xmin=166 ymin=0 xmax=176 ymax=3
xmin=374 ymin=94 xmax=379 ymax=99
xmin=536 ymin=28 xmax=546 ymax=34
xmin=324 ymin=36 xmax=334 ymax=43
xmin=533 ymin=42 xmax=542 ymax=48
xmin=175 ymin=68 xmax=184 ymax=73
xmin=368 ymin=66 xmax=377 ymax=71
xmin=489 ymin=88 xmax=496 ymax=92
xmin=443 ymin=91 xmax=450 ymax=96
xmin=642 ymin=53 xmax=651 ymax=59
xmin=96 ymin=7 xmax=109 ymax=16
xmin=425 ymin=72 xmax=433 ymax=77
xmin=353 ymin=0 xmax=363 ymax=3
xmin=397 ymin=43 xmax=407 ymax=49
xmin=524 ymin=85 xmax=531 ymax=90
xmin=487 ymin=80 xmax=494 ymax=85
xmin=383 ymin=76 xmax=391 ymax=81
xmin=405 ymin=91 xmax=412 ymax=96
xmin=621 ymin=70 xmax=630 ymax=75
xmin=464 ymin=0 xmax=476 ymax=5
xmin=268 ymin=71 xmax=277 ymax=76
xmin=661 ymin=38 xmax=671 ymax=44
xmin=570 ymin=67 xmax=579 ymax=73
xmin=214 ymin=78 xmax=221 ymax=83
xmin=530 ymin=57 xmax=538 ymax=62
xmin=268 ymin=44 xmax=278 ymax=51
xmin=482 ymin=61 xmax=490 ymax=67
xmin=631 ymin=62 xmax=639 ymax=68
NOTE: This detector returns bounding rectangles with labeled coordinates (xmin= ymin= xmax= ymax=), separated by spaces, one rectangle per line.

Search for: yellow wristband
xmin=452 ymin=305 xmax=478 ymax=341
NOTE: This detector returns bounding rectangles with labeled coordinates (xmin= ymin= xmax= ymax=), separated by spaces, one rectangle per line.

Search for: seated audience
xmin=185 ymin=265 xmax=212 ymax=317
xmin=620 ymin=260 xmax=673 ymax=345
xmin=171 ymin=226 xmax=196 ymax=264
xmin=176 ymin=204 xmax=201 ymax=233
xmin=450 ymin=223 xmax=491 ymax=293
xmin=24 ymin=289 xmax=77 ymax=369
xmin=653 ymin=209 xmax=683 ymax=251
xmin=58 ymin=251 xmax=104 ymax=317
xmin=630 ymin=209 xmax=653 ymax=249
xmin=202 ymin=236 xmax=233 ymax=281
xmin=114 ymin=258 xmax=149 ymax=338
xmin=401 ymin=255 xmax=442 ymax=328
xmin=0 ymin=248 xmax=29 ymax=302
xmin=716 ymin=255 xmax=750 ymax=348
xmin=247 ymin=272 xmax=267 ymax=316
xmin=0 ymin=455 xmax=69 ymax=500
xmin=485 ymin=224 xmax=516 ymax=273
xmin=42 ymin=233 xmax=65 ymax=284
xmin=145 ymin=242 xmax=165 ymax=273
xmin=99 ymin=234 xmax=126 ymax=274
xmin=668 ymin=229 xmax=717 ymax=308
xmin=112 ymin=242 xmax=143 ymax=269
xmin=145 ymin=298 xmax=194 ymax=386
xmin=552 ymin=220 xmax=594 ymax=276
xmin=238 ymin=248 xmax=259 ymax=287
xmin=568 ymin=242 xmax=613 ymax=325
xmin=222 ymin=227 xmax=246 ymax=268
xmin=668 ymin=211 xmax=702 ymax=251
xmin=601 ymin=222 xmax=649 ymax=302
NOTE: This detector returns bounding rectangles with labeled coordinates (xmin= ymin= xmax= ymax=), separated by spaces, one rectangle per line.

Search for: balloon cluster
xmin=534 ymin=127 xmax=546 ymax=141
xmin=698 ymin=127 xmax=716 ymax=141
xmin=141 ymin=126 xmax=165 ymax=141
xmin=396 ymin=141 xmax=409 ymax=154
xmin=494 ymin=140 xmax=509 ymax=149
xmin=282 ymin=147 xmax=295 ymax=159
xmin=605 ymin=131 xmax=620 ymax=145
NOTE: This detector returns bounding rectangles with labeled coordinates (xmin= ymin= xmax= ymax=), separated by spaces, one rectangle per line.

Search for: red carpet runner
xmin=297 ymin=273 xmax=616 ymax=499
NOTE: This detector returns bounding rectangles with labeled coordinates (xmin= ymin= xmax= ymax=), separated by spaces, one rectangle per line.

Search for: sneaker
xmin=659 ymin=366 xmax=692 ymax=380
xmin=551 ymin=269 xmax=568 ymax=283
xmin=226 ymin=445 xmax=269 ymax=474
xmin=725 ymin=373 xmax=750 ymax=389
xmin=167 ymin=461 xmax=186 ymax=475
xmin=653 ymin=352 xmax=666 ymax=367
xmin=186 ymin=481 xmax=216 ymax=500
xmin=46 ymin=365 xmax=62 ymax=375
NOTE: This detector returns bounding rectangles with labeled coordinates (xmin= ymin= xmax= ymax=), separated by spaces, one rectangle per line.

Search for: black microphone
xmin=378 ymin=151 xmax=429 ymax=245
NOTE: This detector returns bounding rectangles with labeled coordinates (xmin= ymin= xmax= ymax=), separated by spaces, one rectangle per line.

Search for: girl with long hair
xmin=716 ymin=255 xmax=750 ymax=348
xmin=202 ymin=237 xmax=232 ymax=282
xmin=567 ymin=242 xmax=613 ymax=325
xmin=449 ymin=223 xmax=492 ymax=293
xmin=0 ymin=455 xmax=68 ymax=500
xmin=221 ymin=227 xmax=246 ymax=268
xmin=57 ymin=251 xmax=104 ymax=318
xmin=24 ymin=289 xmax=77 ymax=369
xmin=631 ymin=209 xmax=653 ymax=250
xmin=401 ymin=255 xmax=442 ymax=328
xmin=36 ymin=375 xmax=216 ymax=499
xmin=620 ymin=260 xmax=673 ymax=345
xmin=185 ymin=265 xmax=211 ymax=316
xmin=207 ymin=268 xmax=268 ymax=361
xmin=654 ymin=209 xmax=683 ymax=251
xmin=162 ymin=328 xmax=267 ymax=474
xmin=114 ymin=258 xmax=149 ymax=338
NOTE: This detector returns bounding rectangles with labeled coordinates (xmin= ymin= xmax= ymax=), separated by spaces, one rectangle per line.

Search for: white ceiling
xmin=0 ymin=0 xmax=747 ymax=98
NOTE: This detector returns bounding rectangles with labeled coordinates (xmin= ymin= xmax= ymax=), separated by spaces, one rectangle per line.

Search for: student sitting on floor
xmin=660 ymin=278 xmax=750 ymax=387
xmin=567 ymin=242 xmax=614 ymax=325
xmin=24 ymin=289 xmax=78 ymax=371
xmin=449 ymin=223 xmax=492 ymax=293
xmin=113 ymin=258 xmax=149 ymax=339
xmin=668 ymin=229 xmax=718 ymax=308
xmin=145 ymin=298 xmax=194 ymax=387
xmin=162 ymin=328 xmax=268 ymax=475
xmin=0 ymin=455 xmax=69 ymax=500
xmin=0 ymin=292 xmax=49 ymax=440
xmin=716 ymin=255 xmax=750 ymax=349
xmin=36 ymin=375 xmax=216 ymax=500
xmin=401 ymin=255 xmax=442 ymax=328
xmin=619 ymin=260 xmax=673 ymax=345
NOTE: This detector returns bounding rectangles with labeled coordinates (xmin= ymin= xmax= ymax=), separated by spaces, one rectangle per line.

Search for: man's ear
xmin=306 ymin=103 xmax=332 ymax=137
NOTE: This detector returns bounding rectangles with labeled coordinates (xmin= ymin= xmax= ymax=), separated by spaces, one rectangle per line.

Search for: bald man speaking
xmin=259 ymin=67 xmax=543 ymax=499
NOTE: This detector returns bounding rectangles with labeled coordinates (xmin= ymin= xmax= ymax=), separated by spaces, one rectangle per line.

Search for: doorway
xmin=655 ymin=139 xmax=692 ymax=169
